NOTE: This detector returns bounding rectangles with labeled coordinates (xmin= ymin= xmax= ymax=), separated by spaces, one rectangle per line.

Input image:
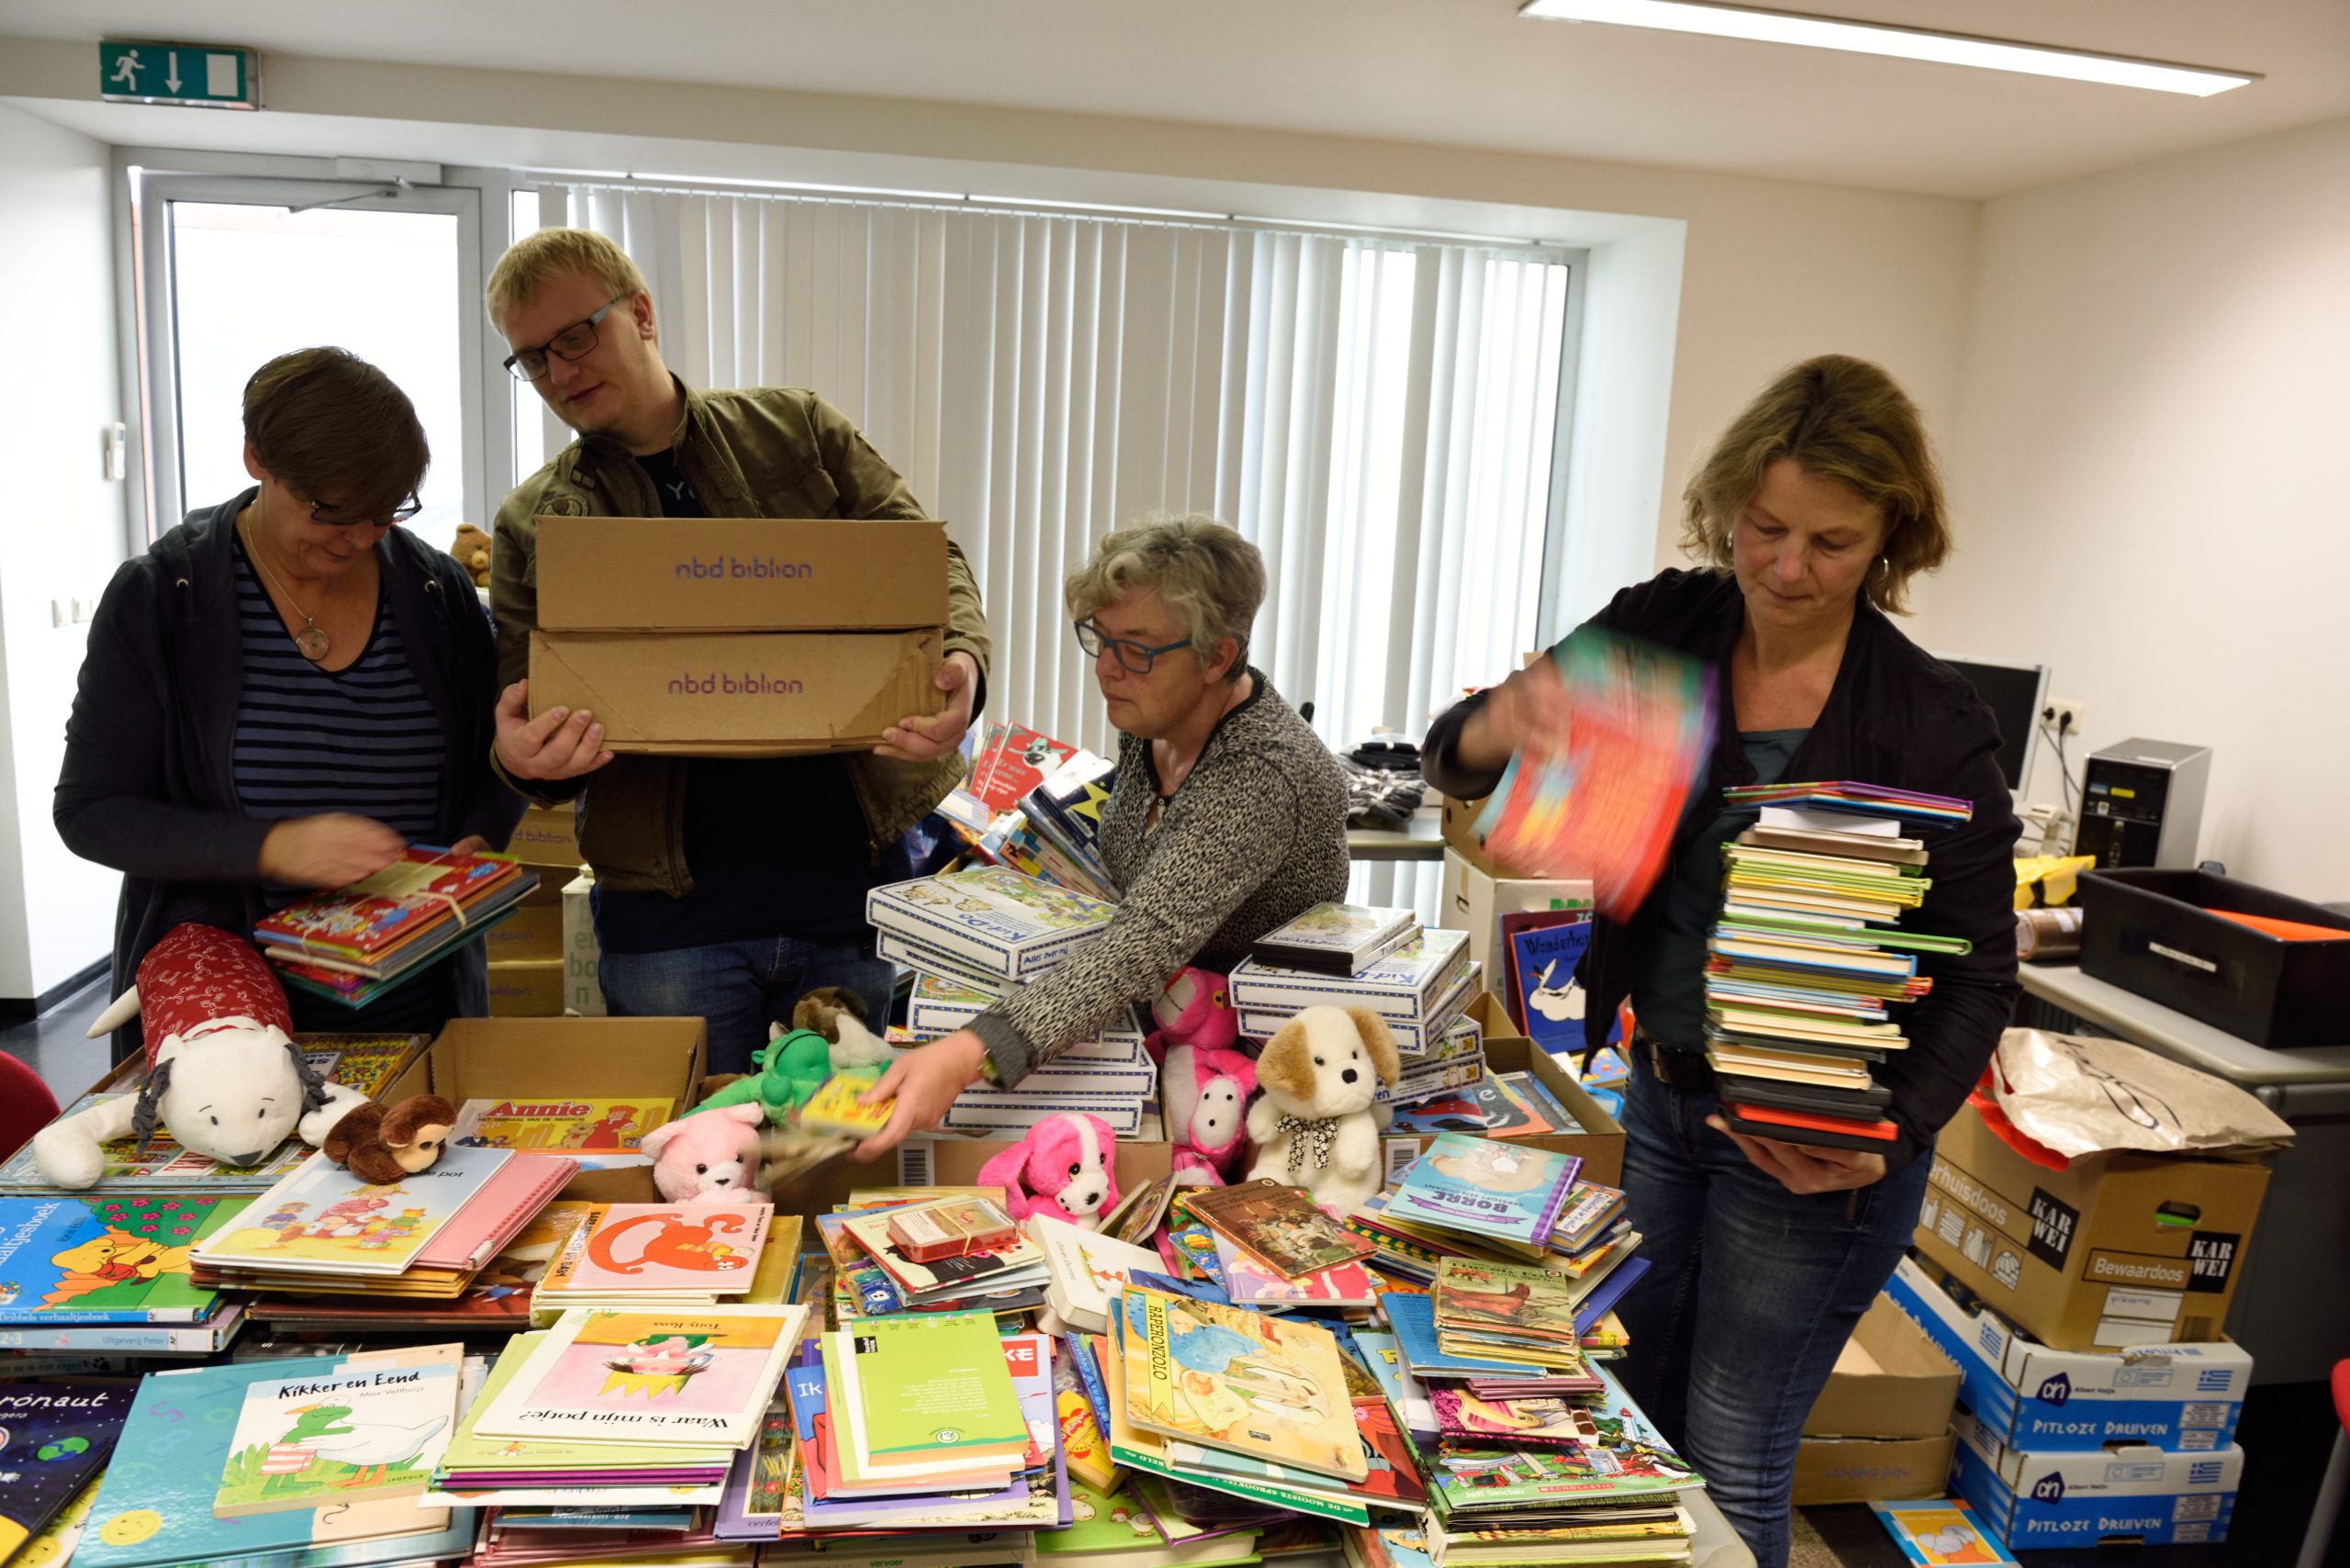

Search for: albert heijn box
xmin=1914 ymin=1101 xmax=2269 ymax=1353
xmin=534 ymin=517 xmax=949 ymax=632
xmin=380 ymin=1016 xmax=705 ymax=1204
xmin=1949 ymin=1408 xmax=2242 ymax=1550
xmin=1885 ymin=1255 xmax=2249 ymax=1453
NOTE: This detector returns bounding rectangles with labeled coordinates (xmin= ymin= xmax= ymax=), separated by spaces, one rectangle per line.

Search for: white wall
xmin=1924 ymin=117 xmax=2350 ymax=900
xmin=0 ymin=103 xmax=129 ymax=999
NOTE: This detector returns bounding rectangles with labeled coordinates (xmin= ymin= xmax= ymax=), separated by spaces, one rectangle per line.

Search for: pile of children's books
xmin=870 ymin=867 xmax=1159 ymax=1136
xmin=530 ymin=1201 xmax=777 ymax=1316
xmin=1702 ymin=781 xmax=1975 ymax=1150
xmin=937 ymin=721 xmax=1120 ymax=901
xmin=0 ymin=1194 xmax=251 ymax=1356
xmin=257 ymin=846 xmax=541 ymax=1007
xmin=1232 ymin=908 xmax=1482 ymax=1060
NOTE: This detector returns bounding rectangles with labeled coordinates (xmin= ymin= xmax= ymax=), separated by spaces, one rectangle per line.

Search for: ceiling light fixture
xmin=1518 ymin=0 xmax=2257 ymax=96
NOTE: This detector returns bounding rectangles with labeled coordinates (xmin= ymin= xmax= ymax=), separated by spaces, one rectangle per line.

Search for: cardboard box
xmin=1790 ymin=1434 xmax=1956 ymax=1506
xmin=1438 ymin=846 xmax=1592 ymax=980
xmin=379 ymin=1016 xmax=706 ymax=1204
xmin=563 ymin=870 xmax=604 ymax=1018
xmin=484 ymin=903 xmax=566 ymax=963
xmin=1803 ymin=1294 xmax=1962 ymax=1439
xmin=1950 ymin=1409 xmax=2240 ymax=1549
xmin=1376 ymin=992 xmax=1625 ymax=1189
xmin=487 ymin=958 xmax=565 ymax=1017
xmin=1914 ymin=1101 xmax=2269 ymax=1352
xmin=777 ymin=1130 xmax=1177 ymax=1222
xmin=507 ymin=804 xmax=581 ymax=868
xmin=1884 ymin=1255 xmax=2248 ymax=1452
xmin=528 ymin=627 xmax=943 ymax=756
xmin=1439 ymin=794 xmax=1506 ymax=877
xmin=535 ymin=516 xmax=949 ymax=632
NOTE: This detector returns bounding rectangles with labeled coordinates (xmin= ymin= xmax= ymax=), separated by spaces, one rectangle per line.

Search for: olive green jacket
xmin=490 ymin=381 xmax=990 ymax=895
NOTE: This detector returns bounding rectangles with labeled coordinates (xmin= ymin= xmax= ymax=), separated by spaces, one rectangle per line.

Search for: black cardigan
xmin=1423 ymin=568 xmax=2020 ymax=1176
xmin=54 ymin=492 xmax=525 ymax=1061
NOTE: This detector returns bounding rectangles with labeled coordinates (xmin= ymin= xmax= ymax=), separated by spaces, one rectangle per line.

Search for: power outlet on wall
xmin=2042 ymin=696 xmax=2086 ymax=734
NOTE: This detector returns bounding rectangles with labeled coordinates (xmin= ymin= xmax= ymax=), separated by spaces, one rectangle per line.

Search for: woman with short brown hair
xmin=1423 ymin=354 xmax=2019 ymax=1568
xmin=58 ymin=347 xmax=521 ymax=1060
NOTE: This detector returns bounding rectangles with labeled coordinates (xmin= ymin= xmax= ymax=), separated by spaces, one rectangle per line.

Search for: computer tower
xmin=2073 ymin=738 xmax=2210 ymax=870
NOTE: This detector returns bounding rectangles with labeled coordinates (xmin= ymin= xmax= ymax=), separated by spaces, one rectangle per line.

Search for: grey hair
xmin=1063 ymin=513 xmax=1265 ymax=679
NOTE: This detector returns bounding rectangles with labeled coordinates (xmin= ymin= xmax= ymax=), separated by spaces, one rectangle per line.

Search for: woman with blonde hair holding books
xmin=1421 ymin=355 xmax=2019 ymax=1568
xmin=854 ymin=514 xmax=1350 ymax=1156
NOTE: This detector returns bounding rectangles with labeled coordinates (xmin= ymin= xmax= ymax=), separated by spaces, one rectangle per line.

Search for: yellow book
xmin=796 ymin=1072 xmax=891 ymax=1139
xmin=1117 ymin=1287 xmax=1367 ymax=1483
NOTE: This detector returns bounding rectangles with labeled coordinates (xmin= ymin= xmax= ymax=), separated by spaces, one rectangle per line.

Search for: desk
xmin=2015 ymin=963 xmax=2350 ymax=1383
xmin=1346 ymin=820 xmax=1445 ymax=863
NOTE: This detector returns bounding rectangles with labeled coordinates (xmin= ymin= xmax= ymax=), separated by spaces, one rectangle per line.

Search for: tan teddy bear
xmin=450 ymin=522 xmax=492 ymax=588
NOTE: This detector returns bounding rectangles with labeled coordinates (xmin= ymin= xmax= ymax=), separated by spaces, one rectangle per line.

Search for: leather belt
xmin=1639 ymin=1030 xmax=1718 ymax=1094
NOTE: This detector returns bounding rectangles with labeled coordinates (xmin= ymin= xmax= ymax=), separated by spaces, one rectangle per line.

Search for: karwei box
xmin=528 ymin=627 xmax=943 ymax=756
xmin=1884 ymin=1255 xmax=2248 ymax=1453
xmin=535 ymin=516 xmax=949 ymax=632
xmin=1949 ymin=1408 xmax=2241 ymax=1549
xmin=1914 ymin=1100 xmax=2269 ymax=1351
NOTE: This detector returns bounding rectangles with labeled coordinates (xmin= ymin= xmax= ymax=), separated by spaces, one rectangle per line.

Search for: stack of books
xmin=814 ymin=1193 xmax=1049 ymax=1325
xmin=1388 ymin=1064 xmax=1584 ymax=1139
xmin=257 ymin=847 xmax=540 ymax=1007
xmin=1231 ymin=921 xmax=1480 ymax=1058
xmin=1374 ymin=1012 xmax=1488 ymax=1107
xmin=0 ymin=1194 xmax=252 ymax=1356
xmin=252 ymin=1198 xmax=604 ymax=1336
xmin=530 ymin=1202 xmax=776 ymax=1316
xmin=828 ymin=1193 xmax=1050 ymax=1318
xmin=936 ymin=722 xmax=1120 ymax=900
xmin=1163 ymin=1179 xmax=1382 ymax=1316
xmin=1702 ymin=781 xmax=1976 ymax=1150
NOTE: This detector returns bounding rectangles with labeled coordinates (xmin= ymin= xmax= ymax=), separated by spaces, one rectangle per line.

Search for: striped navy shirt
xmin=231 ymin=536 xmax=447 ymax=914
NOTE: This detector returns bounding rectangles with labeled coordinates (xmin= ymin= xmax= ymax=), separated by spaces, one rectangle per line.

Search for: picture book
xmin=410 ymin=1151 xmax=578 ymax=1273
xmin=256 ymin=848 xmax=525 ymax=959
xmin=1248 ymin=903 xmax=1417 ymax=978
xmin=1434 ymin=1258 xmax=1587 ymax=1350
xmin=1349 ymin=1397 xmax=1429 ymax=1513
xmin=1428 ymin=1362 xmax=1701 ymax=1510
xmin=1427 ymin=1386 xmax=1599 ymax=1449
xmin=809 ymin=1342 xmax=1018 ymax=1496
xmin=558 ymin=1204 xmax=772 ymax=1294
xmin=450 ymin=1096 xmax=671 ymax=1169
xmin=438 ymin=1333 xmax=735 ymax=1479
xmin=213 ymin=1358 xmax=462 ymax=1517
xmin=865 ymin=868 xmax=1119 ymax=980
xmin=1182 ymin=1179 xmax=1375 ymax=1281
xmin=840 ymin=1309 xmax=1029 ymax=1460
xmin=472 ymin=1305 xmax=805 ymax=1448
xmin=253 ymin=1200 xmax=584 ymax=1335
xmin=13 ymin=1473 xmax=102 ymax=1568
xmin=192 ymin=1143 xmax=515 ymax=1277
xmin=1390 ymin=1135 xmax=1581 ymax=1249
xmin=0 ymin=1382 xmax=133 ymax=1561
xmin=1212 ymin=1237 xmax=1377 ymax=1309
xmin=841 ymin=1198 xmax=1045 ymax=1299
xmin=1871 ymin=1499 xmax=2020 ymax=1565
xmin=1052 ymin=1342 xmax=1120 ymax=1495
xmin=1029 ymin=1213 xmax=1164 ymax=1335
xmin=1380 ymin=1292 xmax=1542 ymax=1379
xmin=1504 ymin=914 xmax=1594 ymax=1051
xmin=1350 ymin=1329 xmax=1437 ymax=1440
xmin=1117 ymin=1286 xmax=1366 ymax=1483
xmin=815 ymin=1331 xmax=1066 ymax=1530
xmin=1036 ymin=1476 xmax=1164 ymax=1554
xmin=74 ymin=1347 xmax=476 ymax=1568
xmin=0 ymin=1195 xmax=242 ymax=1324
xmin=968 ymin=722 xmax=1080 ymax=814
xmin=795 ymin=1071 xmax=893 ymax=1139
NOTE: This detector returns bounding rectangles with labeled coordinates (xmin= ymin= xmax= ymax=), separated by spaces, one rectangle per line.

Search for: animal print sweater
xmin=969 ymin=670 xmax=1349 ymax=1087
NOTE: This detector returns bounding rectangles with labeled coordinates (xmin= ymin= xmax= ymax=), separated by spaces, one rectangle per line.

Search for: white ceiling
xmin=6 ymin=0 xmax=2347 ymax=199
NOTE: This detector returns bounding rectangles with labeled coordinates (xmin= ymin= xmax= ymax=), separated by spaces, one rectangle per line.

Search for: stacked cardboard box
xmin=1792 ymin=1294 xmax=1961 ymax=1505
xmin=527 ymin=516 xmax=951 ymax=755
xmin=489 ymin=804 xmax=586 ymax=1016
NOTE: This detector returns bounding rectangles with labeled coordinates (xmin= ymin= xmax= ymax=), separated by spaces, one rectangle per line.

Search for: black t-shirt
xmin=592 ymin=448 xmax=913 ymax=955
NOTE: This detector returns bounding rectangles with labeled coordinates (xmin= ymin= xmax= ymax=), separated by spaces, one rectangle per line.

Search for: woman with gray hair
xmin=853 ymin=515 xmax=1348 ymax=1156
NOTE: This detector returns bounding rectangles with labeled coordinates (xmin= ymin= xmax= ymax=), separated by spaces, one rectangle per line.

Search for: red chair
xmin=0 ymin=1050 xmax=61 ymax=1163
xmin=2299 ymin=1359 xmax=2350 ymax=1568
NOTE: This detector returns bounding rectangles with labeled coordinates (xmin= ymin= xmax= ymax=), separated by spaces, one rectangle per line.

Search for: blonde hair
xmin=486 ymin=228 xmax=648 ymax=329
xmin=1680 ymin=354 xmax=1952 ymax=615
xmin=1064 ymin=514 xmax=1264 ymax=679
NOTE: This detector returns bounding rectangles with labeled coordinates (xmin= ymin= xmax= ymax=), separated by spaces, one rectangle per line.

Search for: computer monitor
xmin=1933 ymin=655 xmax=2048 ymax=795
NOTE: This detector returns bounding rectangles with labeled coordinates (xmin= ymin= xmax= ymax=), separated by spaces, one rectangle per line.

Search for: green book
xmin=845 ymin=1309 xmax=1027 ymax=1458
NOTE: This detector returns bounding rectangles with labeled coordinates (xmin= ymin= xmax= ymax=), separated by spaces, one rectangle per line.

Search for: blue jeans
xmin=596 ymin=934 xmax=895 ymax=1077
xmin=1613 ymin=1063 xmax=1932 ymax=1568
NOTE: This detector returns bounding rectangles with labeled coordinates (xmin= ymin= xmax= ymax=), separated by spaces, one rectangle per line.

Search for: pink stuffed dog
xmin=640 ymin=1103 xmax=769 ymax=1204
xmin=975 ymin=1113 xmax=1121 ymax=1230
xmin=1145 ymin=967 xmax=1237 ymax=1059
xmin=1164 ymin=1045 xmax=1257 ymax=1188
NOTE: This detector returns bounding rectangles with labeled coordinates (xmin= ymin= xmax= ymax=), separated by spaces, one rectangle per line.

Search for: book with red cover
xmin=1721 ymin=1100 xmax=1901 ymax=1152
xmin=256 ymin=848 xmax=526 ymax=960
xmin=413 ymin=1153 xmax=579 ymax=1272
xmin=966 ymin=723 xmax=1080 ymax=815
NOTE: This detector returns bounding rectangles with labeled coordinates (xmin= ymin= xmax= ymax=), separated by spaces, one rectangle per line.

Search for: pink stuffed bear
xmin=639 ymin=1103 xmax=769 ymax=1204
xmin=1145 ymin=967 xmax=1237 ymax=1060
xmin=975 ymin=1113 xmax=1121 ymax=1230
xmin=1164 ymin=1045 xmax=1257 ymax=1189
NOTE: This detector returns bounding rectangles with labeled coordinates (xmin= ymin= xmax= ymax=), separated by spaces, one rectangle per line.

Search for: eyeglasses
xmin=1075 ymin=620 xmax=1192 ymax=676
xmin=306 ymin=494 xmax=423 ymax=529
xmin=502 ymin=294 xmax=628 ymax=382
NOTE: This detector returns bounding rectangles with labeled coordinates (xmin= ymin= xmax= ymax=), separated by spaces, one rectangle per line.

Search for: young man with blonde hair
xmin=484 ymin=227 xmax=990 ymax=1072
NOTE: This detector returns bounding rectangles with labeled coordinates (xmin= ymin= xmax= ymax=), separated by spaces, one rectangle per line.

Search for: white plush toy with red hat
xmin=32 ymin=923 xmax=370 ymax=1190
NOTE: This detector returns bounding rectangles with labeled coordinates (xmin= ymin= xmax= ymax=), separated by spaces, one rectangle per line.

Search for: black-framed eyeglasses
xmin=502 ymin=294 xmax=627 ymax=382
xmin=1075 ymin=620 xmax=1192 ymax=676
xmin=307 ymin=494 xmax=423 ymax=529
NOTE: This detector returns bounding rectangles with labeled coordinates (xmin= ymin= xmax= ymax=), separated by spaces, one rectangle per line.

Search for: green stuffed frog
xmin=699 ymin=1025 xmax=835 ymax=1122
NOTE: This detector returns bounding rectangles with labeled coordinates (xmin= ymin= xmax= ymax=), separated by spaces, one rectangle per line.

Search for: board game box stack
xmin=1702 ymin=781 xmax=1976 ymax=1152
xmin=1231 ymin=911 xmax=1482 ymax=1059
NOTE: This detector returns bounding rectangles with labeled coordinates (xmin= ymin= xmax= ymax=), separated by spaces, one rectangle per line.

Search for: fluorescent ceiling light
xmin=1518 ymin=0 xmax=2257 ymax=95
xmin=522 ymin=166 xmax=631 ymax=180
xmin=968 ymin=195 xmax=1232 ymax=220
xmin=630 ymin=173 xmax=968 ymax=201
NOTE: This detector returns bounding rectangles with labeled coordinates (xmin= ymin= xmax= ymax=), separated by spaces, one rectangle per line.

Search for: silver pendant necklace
xmin=243 ymin=492 xmax=331 ymax=663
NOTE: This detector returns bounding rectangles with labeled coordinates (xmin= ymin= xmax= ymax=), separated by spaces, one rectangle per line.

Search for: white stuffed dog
xmin=34 ymin=924 xmax=368 ymax=1190
xmin=1245 ymin=1005 xmax=1402 ymax=1214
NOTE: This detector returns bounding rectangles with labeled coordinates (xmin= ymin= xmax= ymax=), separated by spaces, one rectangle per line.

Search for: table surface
xmin=2017 ymin=963 xmax=2350 ymax=1086
xmin=1345 ymin=820 xmax=1446 ymax=862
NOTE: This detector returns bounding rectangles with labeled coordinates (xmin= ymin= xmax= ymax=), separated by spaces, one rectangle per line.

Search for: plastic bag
xmin=1986 ymin=1028 xmax=2294 ymax=1159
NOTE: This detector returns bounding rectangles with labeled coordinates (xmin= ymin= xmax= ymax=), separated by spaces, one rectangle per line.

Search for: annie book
xmin=1182 ymin=1179 xmax=1374 ymax=1281
xmin=1117 ymin=1286 xmax=1366 ymax=1484
xmin=450 ymin=1097 xmax=671 ymax=1169
xmin=471 ymin=1305 xmax=806 ymax=1448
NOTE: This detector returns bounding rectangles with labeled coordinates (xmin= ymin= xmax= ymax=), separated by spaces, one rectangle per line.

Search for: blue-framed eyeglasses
xmin=503 ymin=294 xmax=627 ymax=382
xmin=1074 ymin=620 xmax=1192 ymax=675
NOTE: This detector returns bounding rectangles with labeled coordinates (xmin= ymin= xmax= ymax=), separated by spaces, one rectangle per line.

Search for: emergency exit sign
xmin=100 ymin=40 xmax=259 ymax=110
